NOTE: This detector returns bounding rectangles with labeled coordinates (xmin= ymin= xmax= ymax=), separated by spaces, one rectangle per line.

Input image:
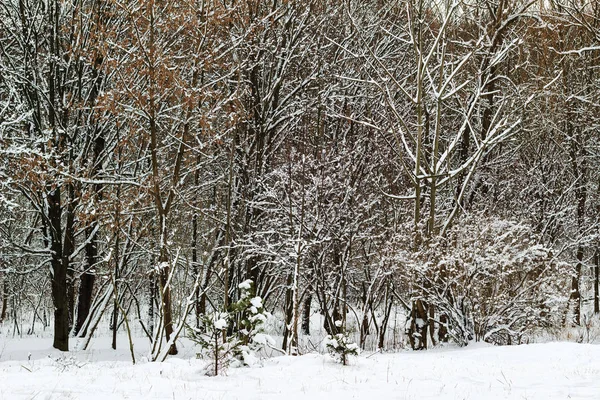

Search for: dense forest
xmin=0 ymin=0 xmax=599 ymax=358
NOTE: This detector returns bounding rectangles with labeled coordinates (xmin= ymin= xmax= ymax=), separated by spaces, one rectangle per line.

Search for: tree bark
xmin=48 ymin=187 xmax=69 ymax=351
xmin=192 ymin=186 xmax=200 ymax=327
xmin=569 ymin=121 xmax=586 ymax=326
xmin=301 ymin=292 xmax=311 ymax=335
xmin=594 ymin=249 xmax=599 ymax=314
xmin=408 ymin=299 xmax=428 ymax=350
xmin=76 ymin=226 xmax=97 ymax=337
xmin=378 ymin=285 xmax=393 ymax=349
xmin=0 ymin=271 xmax=7 ymax=323
xmin=75 ymin=57 xmax=106 ymax=335
xmin=64 ymin=184 xmax=76 ymax=331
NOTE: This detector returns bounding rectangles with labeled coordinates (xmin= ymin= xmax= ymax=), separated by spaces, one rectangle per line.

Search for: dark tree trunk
xmin=192 ymin=211 xmax=200 ymax=327
xmin=282 ymin=273 xmax=294 ymax=351
xmin=246 ymin=256 xmax=260 ymax=290
xmin=360 ymin=312 xmax=369 ymax=349
xmin=64 ymin=183 xmax=76 ymax=332
xmin=323 ymin=301 xmax=342 ymax=336
xmin=75 ymin=110 xmax=105 ymax=336
xmin=378 ymin=285 xmax=394 ymax=350
xmin=158 ymin=251 xmax=177 ymax=355
xmin=198 ymin=289 xmax=207 ymax=317
xmin=439 ymin=314 xmax=448 ymax=343
xmin=148 ymin=270 xmax=156 ymax=337
xmin=301 ymin=292 xmax=311 ymax=335
xmin=570 ymin=249 xmax=582 ymax=326
xmin=429 ymin=304 xmax=436 ymax=346
xmin=0 ymin=271 xmax=7 ymax=323
xmin=408 ymin=299 xmax=428 ymax=350
xmin=569 ymin=120 xmax=586 ymax=326
xmin=48 ymin=188 xmax=69 ymax=351
xmin=112 ymin=203 xmax=120 ymax=350
xmin=594 ymin=249 xmax=600 ymax=314
xmin=192 ymin=161 xmax=200 ymax=327
xmin=75 ymin=226 xmax=97 ymax=337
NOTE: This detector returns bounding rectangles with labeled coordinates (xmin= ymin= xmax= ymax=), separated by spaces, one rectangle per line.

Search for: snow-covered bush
xmin=231 ymin=280 xmax=269 ymax=343
xmin=323 ymin=321 xmax=359 ymax=365
xmin=394 ymin=216 xmax=569 ymax=347
xmin=230 ymin=279 xmax=273 ymax=366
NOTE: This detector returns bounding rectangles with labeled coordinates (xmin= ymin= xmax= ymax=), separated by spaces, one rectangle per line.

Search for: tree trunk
xmin=158 ymin=216 xmax=177 ymax=355
xmin=323 ymin=300 xmax=342 ymax=336
xmin=570 ymin=129 xmax=586 ymax=327
xmin=48 ymin=187 xmax=69 ymax=351
xmin=439 ymin=314 xmax=448 ymax=343
xmin=569 ymin=258 xmax=581 ymax=326
xmin=75 ymin=116 xmax=105 ymax=336
xmin=64 ymin=183 xmax=76 ymax=332
xmin=378 ymin=285 xmax=394 ymax=350
xmin=282 ymin=273 xmax=293 ymax=351
xmin=0 ymin=271 xmax=7 ymax=323
xmin=148 ymin=270 xmax=156 ymax=337
xmin=112 ymin=200 xmax=120 ymax=350
xmin=158 ymin=253 xmax=177 ymax=355
xmin=75 ymin=226 xmax=97 ymax=336
xmin=301 ymin=292 xmax=311 ymax=335
xmin=408 ymin=299 xmax=428 ymax=350
xmin=429 ymin=304 xmax=436 ymax=346
xmin=594 ymin=249 xmax=599 ymax=314
xmin=75 ymin=270 xmax=93 ymax=335
xmin=192 ymin=192 xmax=200 ymax=328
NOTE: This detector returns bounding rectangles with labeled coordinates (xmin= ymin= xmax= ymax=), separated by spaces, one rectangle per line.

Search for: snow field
xmin=1 ymin=340 xmax=599 ymax=399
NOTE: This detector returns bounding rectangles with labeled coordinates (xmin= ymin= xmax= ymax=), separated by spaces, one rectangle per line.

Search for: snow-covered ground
xmin=1 ymin=336 xmax=599 ymax=400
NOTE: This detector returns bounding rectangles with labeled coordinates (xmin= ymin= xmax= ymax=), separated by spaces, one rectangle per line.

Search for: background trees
xmin=1 ymin=0 xmax=599 ymax=354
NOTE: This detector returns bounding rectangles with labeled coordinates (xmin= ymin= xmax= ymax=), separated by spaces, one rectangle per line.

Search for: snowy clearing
xmin=1 ymin=341 xmax=599 ymax=399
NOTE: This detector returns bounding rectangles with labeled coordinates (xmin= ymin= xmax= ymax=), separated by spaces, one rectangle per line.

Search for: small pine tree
xmin=189 ymin=312 xmax=237 ymax=376
xmin=189 ymin=280 xmax=273 ymax=373
xmin=230 ymin=279 xmax=273 ymax=366
xmin=324 ymin=321 xmax=359 ymax=365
